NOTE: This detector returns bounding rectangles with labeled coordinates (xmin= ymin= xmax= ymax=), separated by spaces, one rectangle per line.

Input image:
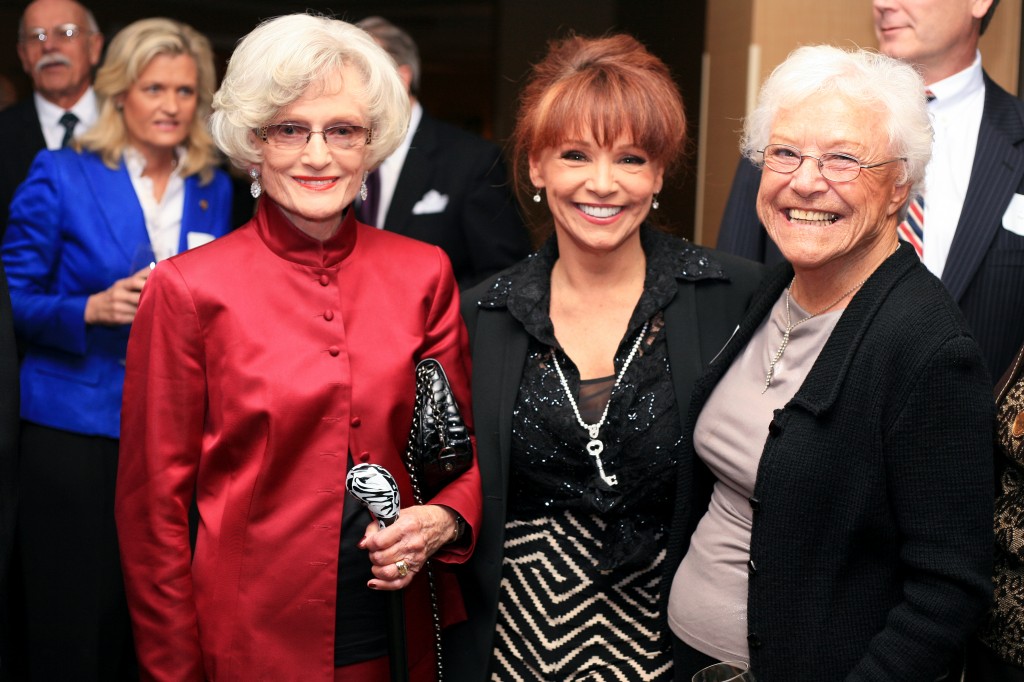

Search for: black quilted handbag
xmin=402 ymin=358 xmax=472 ymax=501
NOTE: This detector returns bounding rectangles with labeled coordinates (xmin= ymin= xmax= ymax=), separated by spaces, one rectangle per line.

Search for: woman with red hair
xmin=447 ymin=34 xmax=763 ymax=680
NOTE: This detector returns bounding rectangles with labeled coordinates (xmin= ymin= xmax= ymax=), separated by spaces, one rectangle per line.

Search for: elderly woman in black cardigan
xmin=666 ymin=45 xmax=994 ymax=681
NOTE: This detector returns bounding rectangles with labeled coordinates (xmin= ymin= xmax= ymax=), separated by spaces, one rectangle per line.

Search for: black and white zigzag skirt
xmin=490 ymin=510 xmax=673 ymax=681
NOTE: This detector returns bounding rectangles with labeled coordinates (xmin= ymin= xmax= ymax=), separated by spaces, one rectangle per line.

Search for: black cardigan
xmin=666 ymin=245 xmax=995 ymax=681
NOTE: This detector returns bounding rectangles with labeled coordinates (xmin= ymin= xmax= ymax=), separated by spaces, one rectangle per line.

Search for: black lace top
xmin=477 ymin=226 xmax=728 ymax=570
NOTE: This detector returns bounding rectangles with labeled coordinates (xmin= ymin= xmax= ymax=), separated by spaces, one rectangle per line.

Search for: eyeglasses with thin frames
xmin=759 ymin=143 xmax=906 ymax=183
xmin=257 ymin=123 xmax=373 ymax=151
xmin=21 ymin=23 xmax=91 ymax=44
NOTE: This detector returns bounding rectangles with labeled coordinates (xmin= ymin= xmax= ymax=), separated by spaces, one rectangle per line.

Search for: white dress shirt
xmin=370 ymin=100 xmax=423 ymax=228
xmin=34 ymin=87 xmax=98 ymax=150
xmin=123 ymin=146 xmax=186 ymax=264
xmin=922 ymin=52 xmax=986 ymax=278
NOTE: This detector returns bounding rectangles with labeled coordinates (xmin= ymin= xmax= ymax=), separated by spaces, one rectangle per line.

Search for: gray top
xmin=668 ymin=288 xmax=842 ymax=661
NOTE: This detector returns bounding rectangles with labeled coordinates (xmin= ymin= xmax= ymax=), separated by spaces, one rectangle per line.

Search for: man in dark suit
xmin=0 ymin=0 xmax=103 ymax=240
xmin=355 ymin=16 xmax=532 ymax=289
xmin=716 ymin=0 xmax=1024 ymax=380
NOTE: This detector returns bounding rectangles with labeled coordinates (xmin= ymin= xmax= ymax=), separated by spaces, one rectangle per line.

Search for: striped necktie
xmin=897 ymin=194 xmax=924 ymax=258
xmin=895 ymin=89 xmax=934 ymax=260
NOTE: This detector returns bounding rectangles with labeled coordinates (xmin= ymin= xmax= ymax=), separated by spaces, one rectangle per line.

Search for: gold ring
xmin=395 ymin=560 xmax=409 ymax=577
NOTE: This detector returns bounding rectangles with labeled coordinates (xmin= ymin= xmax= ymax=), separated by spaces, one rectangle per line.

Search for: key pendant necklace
xmin=552 ymin=321 xmax=649 ymax=487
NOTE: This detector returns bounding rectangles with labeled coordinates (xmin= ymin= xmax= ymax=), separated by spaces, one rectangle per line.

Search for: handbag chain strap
xmin=401 ymin=360 xmax=445 ymax=681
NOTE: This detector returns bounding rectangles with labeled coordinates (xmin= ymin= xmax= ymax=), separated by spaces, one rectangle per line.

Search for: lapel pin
xmin=199 ymin=199 xmax=209 ymax=211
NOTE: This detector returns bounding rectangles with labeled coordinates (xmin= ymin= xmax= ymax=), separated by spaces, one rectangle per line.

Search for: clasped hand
xmin=359 ymin=504 xmax=459 ymax=591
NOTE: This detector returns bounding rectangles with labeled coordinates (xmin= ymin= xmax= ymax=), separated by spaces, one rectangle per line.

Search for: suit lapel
xmin=472 ymin=306 xmax=528 ymax=503
xmin=17 ymin=100 xmax=46 ymax=162
xmin=384 ymin=115 xmax=439 ymax=235
xmin=181 ymin=176 xmax=198 ymax=240
xmin=178 ymin=176 xmax=217 ymax=253
xmin=77 ymin=153 xmax=148 ymax=264
xmin=688 ymin=265 xmax=791 ymax=422
xmin=942 ymin=74 xmax=1024 ymax=302
xmin=664 ymin=284 xmax=705 ymax=415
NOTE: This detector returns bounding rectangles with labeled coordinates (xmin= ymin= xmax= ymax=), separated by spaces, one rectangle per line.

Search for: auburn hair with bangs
xmin=512 ymin=33 xmax=687 ymax=212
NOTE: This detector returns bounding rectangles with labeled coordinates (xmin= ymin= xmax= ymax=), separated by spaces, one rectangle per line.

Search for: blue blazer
xmin=716 ymin=74 xmax=1024 ymax=379
xmin=1 ymin=148 xmax=232 ymax=438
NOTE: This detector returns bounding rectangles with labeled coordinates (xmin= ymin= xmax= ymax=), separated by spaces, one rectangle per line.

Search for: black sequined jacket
xmin=442 ymin=226 xmax=765 ymax=681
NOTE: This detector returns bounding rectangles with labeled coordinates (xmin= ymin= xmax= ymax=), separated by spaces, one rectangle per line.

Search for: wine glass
xmin=692 ymin=660 xmax=755 ymax=682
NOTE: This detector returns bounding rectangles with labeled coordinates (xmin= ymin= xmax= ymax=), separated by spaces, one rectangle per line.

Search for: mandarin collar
xmin=252 ymin=199 xmax=358 ymax=268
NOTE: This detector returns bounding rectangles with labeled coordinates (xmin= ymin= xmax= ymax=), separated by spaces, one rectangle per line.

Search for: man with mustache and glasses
xmin=0 ymin=0 xmax=103 ymax=240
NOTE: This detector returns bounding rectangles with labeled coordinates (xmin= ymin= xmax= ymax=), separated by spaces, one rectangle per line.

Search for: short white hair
xmin=742 ymin=45 xmax=932 ymax=212
xmin=210 ymin=13 xmax=410 ymax=170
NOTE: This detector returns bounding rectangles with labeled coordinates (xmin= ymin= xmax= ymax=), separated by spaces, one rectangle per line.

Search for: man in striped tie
xmin=717 ymin=0 xmax=1024 ymax=381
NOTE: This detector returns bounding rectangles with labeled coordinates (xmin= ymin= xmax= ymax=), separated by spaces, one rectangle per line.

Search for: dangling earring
xmin=249 ymin=168 xmax=262 ymax=199
xmin=532 ymin=189 xmax=542 ymax=203
xmin=652 ymin=194 xmax=660 ymax=210
xmin=360 ymin=172 xmax=369 ymax=202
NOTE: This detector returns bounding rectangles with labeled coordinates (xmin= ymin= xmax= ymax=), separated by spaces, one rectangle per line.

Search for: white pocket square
xmin=412 ymin=190 xmax=449 ymax=215
xmin=1002 ymin=193 xmax=1024 ymax=236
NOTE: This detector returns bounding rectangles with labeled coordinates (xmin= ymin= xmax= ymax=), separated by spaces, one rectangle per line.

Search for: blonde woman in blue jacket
xmin=1 ymin=18 xmax=231 ymax=679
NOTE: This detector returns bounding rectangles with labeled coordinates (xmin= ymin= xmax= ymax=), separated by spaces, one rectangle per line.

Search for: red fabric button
xmin=350 ymin=417 xmax=361 ymax=427
xmin=359 ymin=452 xmax=370 ymax=462
xmin=318 ymin=274 xmax=329 ymax=286
xmin=324 ymin=310 xmax=334 ymax=321
xmin=328 ymin=346 xmax=340 ymax=357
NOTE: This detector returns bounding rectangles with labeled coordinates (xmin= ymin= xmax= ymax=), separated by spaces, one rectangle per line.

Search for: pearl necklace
xmin=762 ymin=278 xmax=866 ymax=393
xmin=552 ymin=321 xmax=649 ymax=487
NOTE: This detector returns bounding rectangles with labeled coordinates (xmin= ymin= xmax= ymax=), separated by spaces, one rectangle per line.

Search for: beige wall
xmin=698 ymin=0 xmax=1022 ymax=248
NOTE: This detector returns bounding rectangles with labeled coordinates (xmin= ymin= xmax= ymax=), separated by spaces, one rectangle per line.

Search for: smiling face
xmin=528 ymin=131 xmax=664 ymax=257
xmin=17 ymin=0 xmax=103 ymax=109
xmin=872 ymin=0 xmax=991 ymax=82
xmin=255 ymin=66 xmax=371 ymax=240
xmin=119 ymin=53 xmax=198 ymax=166
xmin=757 ymin=94 xmax=908 ymax=281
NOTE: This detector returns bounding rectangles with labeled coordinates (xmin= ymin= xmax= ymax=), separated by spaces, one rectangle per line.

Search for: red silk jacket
xmin=116 ymin=200 xmax=480 ymax=681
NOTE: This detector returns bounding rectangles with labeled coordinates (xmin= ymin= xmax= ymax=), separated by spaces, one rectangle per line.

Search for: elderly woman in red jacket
xmin=115 ymin=14 xmax=480 ymax=682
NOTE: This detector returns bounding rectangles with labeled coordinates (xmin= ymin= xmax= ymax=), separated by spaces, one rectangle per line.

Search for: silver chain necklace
xmin=762 ymin=277 xmax=867 ymax=393
xmin=551 ymin=321 xmax=649 ymax=487
xmin=761 ymin=244 xmax=900 ymax=393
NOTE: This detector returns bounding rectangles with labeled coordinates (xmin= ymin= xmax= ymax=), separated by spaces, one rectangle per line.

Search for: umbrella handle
xmin=387 ymin=590 xmax=409 ymax=682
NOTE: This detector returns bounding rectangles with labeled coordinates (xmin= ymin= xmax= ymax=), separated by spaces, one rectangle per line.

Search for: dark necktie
xmin=358 ymin=169 xmax=381 ymax=225
xmin=59 ymin=112 xmax=79 ymax=148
